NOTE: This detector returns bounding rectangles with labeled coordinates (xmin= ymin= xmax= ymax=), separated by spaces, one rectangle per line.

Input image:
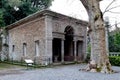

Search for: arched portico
xmin=52 ymin=25 xmax=85 ymax=63
xmin=64 ymin=26 xmax=74 ymax=61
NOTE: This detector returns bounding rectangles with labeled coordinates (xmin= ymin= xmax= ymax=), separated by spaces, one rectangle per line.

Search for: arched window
xmin=64 ymin=26 xmax=74 ymax=40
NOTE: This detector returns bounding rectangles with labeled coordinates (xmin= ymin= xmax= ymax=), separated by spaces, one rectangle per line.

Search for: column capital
xmin=61 ymin=38 xmax=65 ymax=41
xmin=73 ymin=39 xmax=77 ymax=42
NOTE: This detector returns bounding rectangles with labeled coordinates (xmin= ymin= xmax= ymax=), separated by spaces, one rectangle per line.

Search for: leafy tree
xmin=114 ymin=32 xmax=120 ymax=46
xmin=0 ymin=0 xmax=53 ymax=26
xmin=109 ymin=35 xmax=115 ymax=52
xmin=109 ymin=32 xmax=120 ymax=52
xmin=3 ymin=1 xmax=35 ymax=25
xmin=0 ymin=10 xmax=5 ymax=27
xmin=31 ymin=0 xmax=52 ymax=9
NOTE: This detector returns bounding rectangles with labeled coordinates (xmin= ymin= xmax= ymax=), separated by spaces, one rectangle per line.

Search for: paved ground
xmin=0 ymin=64 xmax=120 ymax=80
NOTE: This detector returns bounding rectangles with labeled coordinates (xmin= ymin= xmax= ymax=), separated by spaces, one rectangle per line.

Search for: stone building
xmin=5 ymin=10 xmax=88 ymax=65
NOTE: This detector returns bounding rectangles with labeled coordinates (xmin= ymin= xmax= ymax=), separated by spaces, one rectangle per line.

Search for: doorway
xmin=52 ymin=38 xmax=61 ymax=62
xmin=77 ymin=41 xmax=83 ymax=61
xmin=64 ymin=26 xmax=74 ymax=61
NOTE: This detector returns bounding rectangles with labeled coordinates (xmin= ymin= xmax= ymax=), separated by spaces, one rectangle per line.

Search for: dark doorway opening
xmin=77 ymin=41 xmax=83 ymax=61
xmin=64 ymin=26 xmax=74 ymax=61
xmin=52 ymin=38 xmax=61 ymax=62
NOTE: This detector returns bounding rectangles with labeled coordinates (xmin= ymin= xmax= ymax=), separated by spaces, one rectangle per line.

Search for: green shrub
xmin=109 ymin=56 xmax=120 ymax=66
xmin=85 ymin=53 xmax=90 ymax=63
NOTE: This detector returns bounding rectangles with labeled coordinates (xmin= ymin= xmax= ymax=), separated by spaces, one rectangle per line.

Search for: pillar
xmin=74 ymin=40 xmax=77 ymax=61
xmin=45 ymin=14 xmax=53 ymax=64
xmin=61 ymin=39 xmax=64 ymax=63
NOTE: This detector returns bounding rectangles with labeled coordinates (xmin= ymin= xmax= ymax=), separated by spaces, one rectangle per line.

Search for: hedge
xmin=109 ymin=56 xmax=120 ymax=66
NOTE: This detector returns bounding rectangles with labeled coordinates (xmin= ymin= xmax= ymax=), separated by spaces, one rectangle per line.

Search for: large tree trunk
xmin=80 ymin=0 xmax=113 ymax=73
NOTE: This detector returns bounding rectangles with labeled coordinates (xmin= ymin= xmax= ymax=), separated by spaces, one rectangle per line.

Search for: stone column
xmin=61 ymin=39 xmax=64 ymax=63
xmin=74 ymin=40 xmax=77 ymax=61
xmin=45 ymin=14 xmax=53 ymax=64
xmin=45 ymin=38 xmax=53 ymax=65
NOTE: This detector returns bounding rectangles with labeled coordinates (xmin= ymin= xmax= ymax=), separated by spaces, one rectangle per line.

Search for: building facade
xmin=6 ymin=10 xmax=88 ymax=65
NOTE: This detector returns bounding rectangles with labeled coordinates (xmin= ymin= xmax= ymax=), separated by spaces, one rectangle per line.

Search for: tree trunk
xmin=80 ymin=0 xmax=113 ymax=73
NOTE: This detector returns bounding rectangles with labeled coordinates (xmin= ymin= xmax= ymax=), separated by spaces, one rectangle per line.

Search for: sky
xmin=50 ymin=0 xmax=120 ymax=30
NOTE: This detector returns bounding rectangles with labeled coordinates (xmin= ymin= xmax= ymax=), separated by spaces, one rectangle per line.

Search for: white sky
xmin=50 ymin=0 xmax=120 ymax=30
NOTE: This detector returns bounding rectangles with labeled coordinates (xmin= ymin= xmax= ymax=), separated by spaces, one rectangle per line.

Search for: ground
xmin=0 ymin=63 xmax=120 ymax=80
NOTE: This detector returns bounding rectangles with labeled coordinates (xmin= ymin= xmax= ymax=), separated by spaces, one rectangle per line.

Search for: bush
xmin=85 ymin=53 xmax=90 ymax=63
xmin=109 ymin=56 xmax=120 ymax=66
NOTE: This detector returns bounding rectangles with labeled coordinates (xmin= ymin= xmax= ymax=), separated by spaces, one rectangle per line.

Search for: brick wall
xmin=8 ymin=17 xmax=46 ymax=62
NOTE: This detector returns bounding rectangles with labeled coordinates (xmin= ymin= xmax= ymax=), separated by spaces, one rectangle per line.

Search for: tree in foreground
xmin=80 ymin=0 xmax=113 ymax=73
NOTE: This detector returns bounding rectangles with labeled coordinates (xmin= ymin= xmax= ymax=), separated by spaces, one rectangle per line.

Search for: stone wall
xmin=52 ymin=15 xmax=87 ymax=61
xmin=8 ymin=17 xmax=46 ymax=63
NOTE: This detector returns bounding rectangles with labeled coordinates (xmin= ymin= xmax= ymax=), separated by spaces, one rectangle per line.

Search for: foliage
xmin=30 ymin=0 xmax=52 ymax=9
xmin=109 ymin=56 xmax=120 ymax=66
xmin=109 ymin=32 xmax=120 ymax=52
xmin=0 ymin=10 xmax=5 ymax=27
xmin=114 ymin=32 xmax=120 ymax=46
xmin=0 ymin=0 xmax=53 ymax=26
xmin=85 ymin=53 xmax=90 ymax=63
xmin=85 ymin=43 xmax=91 ymax=62
xmin=87 ymin=43 xmax=91 ymax=54
xmin=2 ymin=0 xmax=37 ymax=26
xmin=109 ymin=35 xmax=115 ymax=52
xmin=8 ymin=0 xmax=22 ymax=7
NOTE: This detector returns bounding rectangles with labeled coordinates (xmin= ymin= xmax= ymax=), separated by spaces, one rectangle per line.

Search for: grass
xmin=0 ymin=62 xmax=51 ymax=70
xmin=0 ymin=61 xmax=82 ymax=70
xmin=0 ymin=62 xmax=24 ymax=70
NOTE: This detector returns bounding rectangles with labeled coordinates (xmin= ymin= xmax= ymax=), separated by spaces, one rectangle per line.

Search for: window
xmin=23 ymin=43 xmax=27 ymax=56
xmin=35 ymin=40 xmax=39 ymax=56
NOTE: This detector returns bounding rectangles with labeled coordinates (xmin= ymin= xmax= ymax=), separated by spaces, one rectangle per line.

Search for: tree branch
xmin=108 ymin=11 xmax=120 ymax=14
xmin=103 ymin=0 xmax=116 ymax=14
xmin=111 ymin=22 xmax=120 ymax=27
xmin=107 ymin=5 xmax=120 ymax=11
xmin=104 ymin=5 xmax=120 ymax=14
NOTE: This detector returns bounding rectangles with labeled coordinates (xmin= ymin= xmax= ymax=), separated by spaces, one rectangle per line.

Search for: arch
xmin=64 ymin=26 xmax=74 ymax=41
xmin=64 ymin=26 xmax=74 ymax=61
xmin=64 ymin=26 xmax=74 ymax=35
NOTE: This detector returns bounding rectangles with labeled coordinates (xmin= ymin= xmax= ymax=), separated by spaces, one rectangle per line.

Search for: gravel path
xmin=0 ymin=64 xmax=120 ymax=80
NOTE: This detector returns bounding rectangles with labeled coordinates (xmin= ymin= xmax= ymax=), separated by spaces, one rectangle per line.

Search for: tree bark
xmin=80 ymin=0 xmax=113 ymax=73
